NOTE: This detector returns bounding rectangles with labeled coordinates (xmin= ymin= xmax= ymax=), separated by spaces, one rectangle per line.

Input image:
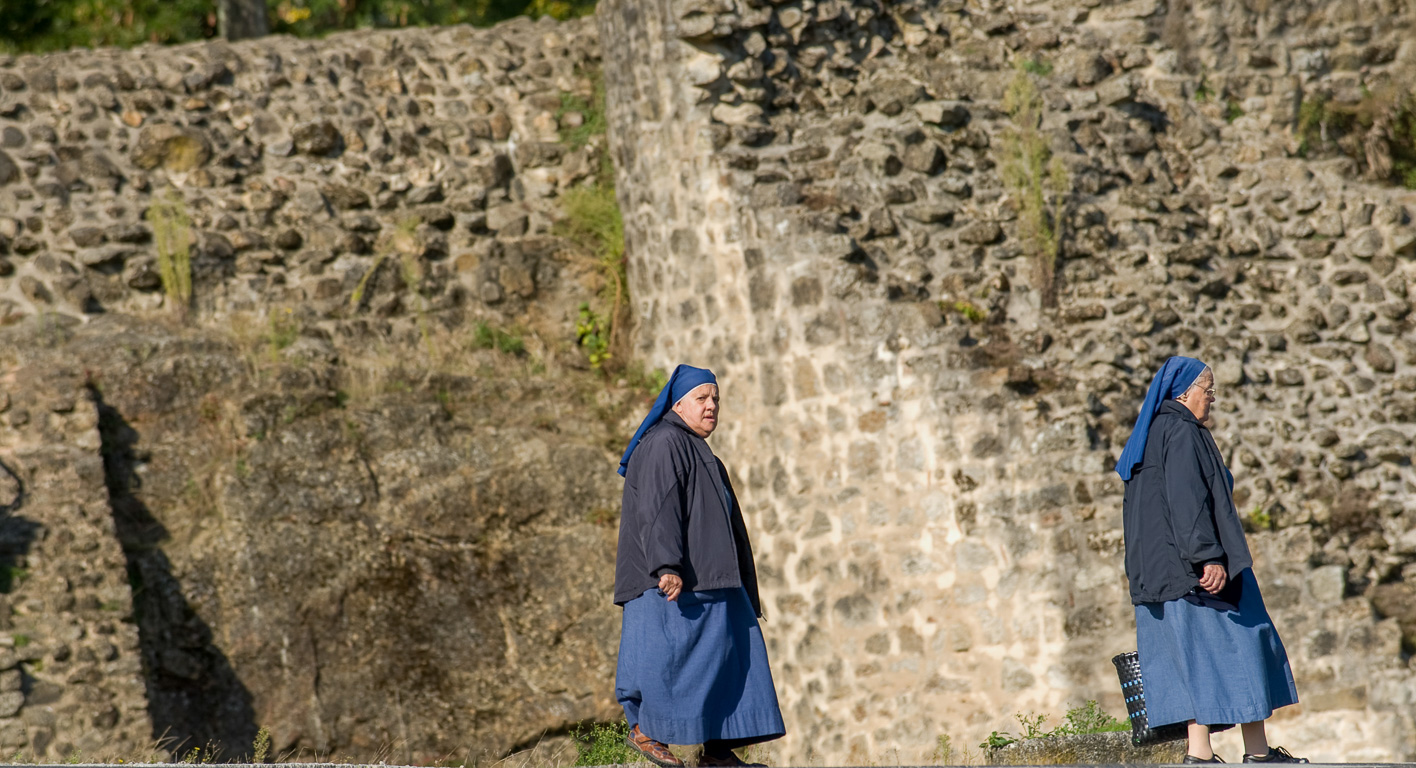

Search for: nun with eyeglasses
xmin=613 ymin=365 xmax=785 ymax=768
xmin=1118 ymin=356 xmax=1305 ymax=764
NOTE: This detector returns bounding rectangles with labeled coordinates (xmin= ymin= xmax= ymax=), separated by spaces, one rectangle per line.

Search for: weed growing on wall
xmin=562 ymin=175 xmax=626 ymax=369
xmin=0 ymin=565 xmax=28 ymax=593
xmin=979 ymin=701 xmax=1128 ymax=753
xmin=557 ymin=71 xmax=608 ymax=151
xmin=266 ymin=308 xmax=300 ymax=361
xmin=1194 ymin=72 xmax=1214 ymax=102
xmin=561 ymin=182 xmax=625 ymax=288
xmin=1224 ymin=99 xmax=1245 ymax=123
xmin=1244 ymin=504 xmax=1274 ymax=532
xmin=145 ymin=187 xmax=193 ymax=311
xmin=1053 ymin=700 xmax=1128 ymax=735
xmin=979 ymin=730 xmax=1017 ymax=751
xmin=349 ymin=253 xmax=389 ymax=308
xmin=1000 ymin=61 xmax=1070 ymax=306
xmin=575 ymin=302 xmax=612 ymax=369
xmin=472 ymin=322 xmax=526 ymax=355
xmin=1021 ymin=58 xmax=1053 ymax=76
xmin=557 ymin=67 xmax=628 ymax=371
xmin=1296 ymin=77 xmax=1416 ymax=189
xmin=947 ymin=300 xmax=987 ymax=323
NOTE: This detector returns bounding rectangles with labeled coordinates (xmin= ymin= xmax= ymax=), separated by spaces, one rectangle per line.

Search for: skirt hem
xmin=1148 ymin=697 xmax=1299 ymax=729
xmin=636 ymin=709 xmax=786 ymax=747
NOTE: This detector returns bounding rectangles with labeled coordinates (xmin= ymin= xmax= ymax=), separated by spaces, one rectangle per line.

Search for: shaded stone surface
xmin=987 ymin=732 xmax=1184 ymax=765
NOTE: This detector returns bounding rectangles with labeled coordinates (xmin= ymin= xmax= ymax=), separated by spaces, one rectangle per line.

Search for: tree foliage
xmin=0 ymin=0 xmax=597 ymax=53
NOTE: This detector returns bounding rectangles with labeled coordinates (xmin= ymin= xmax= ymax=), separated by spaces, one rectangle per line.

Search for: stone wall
xmin=0 ymin=14 xmax=642 ymax=762
xmin=599 ymin=0 xmax=1416 ymax=763
xmin=0 ymin=15 xmax=608 ymax=350
xmin=0 ymin=314 xmax=635 ymax=763
xmin=0 ymin=344 xmax=153 ymax=760
xmin=2 ymin=1 xmax=1416 ymax=763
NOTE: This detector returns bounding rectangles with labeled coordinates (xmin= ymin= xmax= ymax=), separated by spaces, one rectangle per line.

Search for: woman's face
xmin=672 ymin=383 xmax=720 ymax=438
xmin=1177 ymin=369 xmax=1215 ymax=423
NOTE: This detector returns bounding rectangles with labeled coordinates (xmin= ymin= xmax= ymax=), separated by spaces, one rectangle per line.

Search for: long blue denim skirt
xmin=615 ymin=586 xmax=785 ymax=746
xmin=1135 ymin=568 xmax=1300 ymax=728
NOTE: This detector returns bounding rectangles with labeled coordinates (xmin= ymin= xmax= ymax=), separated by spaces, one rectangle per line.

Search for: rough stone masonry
xmin=0 ymin=15 xmax=632 ymax=763
xmin=598 ymin=0 xmax=1416 ymax=763
xmin=0 ymin=0 xmax=1413 ymax=764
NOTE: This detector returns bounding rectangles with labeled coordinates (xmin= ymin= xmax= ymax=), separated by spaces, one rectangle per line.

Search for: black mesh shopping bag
xmin=1112 ymin=651 xmax=1190 ymax=746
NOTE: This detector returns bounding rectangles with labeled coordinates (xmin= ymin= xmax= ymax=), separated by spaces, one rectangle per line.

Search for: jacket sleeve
xmin=1162 ymin=424 xmax=1226 ymax=570
xmin=636 ymin=439 xmax=688 ymax=579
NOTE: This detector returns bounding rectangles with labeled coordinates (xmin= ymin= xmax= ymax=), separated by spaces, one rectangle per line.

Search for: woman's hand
xmin=658 ymin=572 xmax=683 ymax=602
xmin=1198 ymin=563 xmax=1227 ymax=593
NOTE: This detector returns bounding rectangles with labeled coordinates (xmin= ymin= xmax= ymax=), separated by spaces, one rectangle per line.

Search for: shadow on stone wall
xmin=0 ymin=456 xmax=40 ymax=607
xmin=90 ymin=388 xmax=258 ymax=758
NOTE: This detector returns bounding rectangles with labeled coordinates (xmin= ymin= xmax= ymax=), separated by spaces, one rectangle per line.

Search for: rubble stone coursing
xmin=0 ymin=364 xmax=152 ymax=759
xmin=0 ymin=16 xmax=607 ymax=344
xmin=599 ymin=0 xmax=1416 ymax=763
xmin=0 ymin=15 xmax=630 ymax=762
xmin=0 ymin=0 xmax=1415 ymax=764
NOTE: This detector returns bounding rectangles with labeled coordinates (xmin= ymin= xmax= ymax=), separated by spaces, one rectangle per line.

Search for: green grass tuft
xmin=1021 ymin=58 xmax=1052 ymax=76
xmin=1224 ymin=99 xmax=1245 ymax=123
xmin=472 ymin=322 xmax=525 ymax=355
xmin=1194 ymin=73 xmax=1214 ymax=103
xmin=560 ymin=180 xmax=625 ymax=370
xmin=145 ymin=187 xmax=193 ymax=311
xmin=252 ymin=726 xmax=271 ymax=764
xmin=0 ymin=566 xmax=28 ymax=594
xmin=266 ymin=309 xmax=300 ymax=356
xmin=572 ymin=720 xmax=640 ymax=767
xmin=1000 ymin=61 xmax=1070 ymax=308
xmin=1054 ymin=700 xmax=1129 ymax=735
xmin=557 ymin=72 xmax=609 ymax=151
xmin=950 ymin=300 xmax=987 ymax=324
xmin=981 ymin=701 xmax=1129 ymax=752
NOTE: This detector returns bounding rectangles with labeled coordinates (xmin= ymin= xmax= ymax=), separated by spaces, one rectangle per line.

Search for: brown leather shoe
xmin=626 ymin=724 xmax=684 ymax=768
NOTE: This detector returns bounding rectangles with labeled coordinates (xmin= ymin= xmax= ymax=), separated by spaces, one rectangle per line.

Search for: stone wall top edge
xmin=0 ymin=13 xmax=596 ymax=68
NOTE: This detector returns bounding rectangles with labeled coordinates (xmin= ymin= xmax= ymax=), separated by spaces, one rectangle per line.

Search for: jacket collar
xmin=1157 ymin=398 xmax=1200 ymax=425
xmin=663 ymin=411 xmax=720 ymax=464
xmin=664 ymin=410 xmax=704 ymax=438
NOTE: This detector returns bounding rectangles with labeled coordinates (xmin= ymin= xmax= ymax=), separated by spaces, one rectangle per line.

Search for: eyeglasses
xmin=1182 ymin=386 xmax=1217 ymax=400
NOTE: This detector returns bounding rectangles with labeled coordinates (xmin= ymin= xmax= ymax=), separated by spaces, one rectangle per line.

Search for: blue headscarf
xmin=1114 ymin=356 xmax=1210 ymax=481
xmin=618 ymin=364 xmax=718 ymax=477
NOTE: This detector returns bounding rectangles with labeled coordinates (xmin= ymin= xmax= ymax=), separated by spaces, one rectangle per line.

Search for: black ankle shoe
xmin=1243 ymin=747 xmax=1308 ymax=763
xmin=1184 ymin=755 xmax=1225 ymax=763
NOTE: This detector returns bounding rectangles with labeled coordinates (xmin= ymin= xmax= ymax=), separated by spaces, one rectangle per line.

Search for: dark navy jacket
xmin=1123 ymin=400 xmax=1254 ymax=605
xmin=613 ymin=411 xmax=762 ymax=616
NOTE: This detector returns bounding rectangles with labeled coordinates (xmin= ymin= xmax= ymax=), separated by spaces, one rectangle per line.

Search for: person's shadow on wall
xmin=0 ymin=456 xmax=40 ymax=600
xmin=90 ymin=388 xmax=259 ymax=759
xmin=0 ymin=453 xmax=41 ymax=738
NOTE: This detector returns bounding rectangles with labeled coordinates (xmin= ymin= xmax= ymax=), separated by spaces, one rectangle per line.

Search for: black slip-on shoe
xmin=1184 ymin=754 xmax=1225 ymax=763
xmin=699 ymin=753 xmax=766 ymax=768
xmin=1243 ymin=747 xmax=1309 ymax=763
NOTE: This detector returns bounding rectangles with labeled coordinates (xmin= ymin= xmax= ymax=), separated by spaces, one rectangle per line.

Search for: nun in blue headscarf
xmin=1119 ymin=357 xmax=1304 ymax=765
xmin=613 ymin=365 xmax=784 ymax=768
